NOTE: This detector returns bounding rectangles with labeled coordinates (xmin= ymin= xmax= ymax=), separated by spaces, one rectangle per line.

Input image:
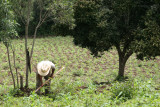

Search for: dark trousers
xmin=36 ymin=72 xmax=51 ymax=95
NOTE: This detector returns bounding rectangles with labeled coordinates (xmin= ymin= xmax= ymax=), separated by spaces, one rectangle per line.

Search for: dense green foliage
xmin=0 ymin=37 xmax=160 ymax=106
xmin=135 ymin=3 xmax=160 ymax=59
xmin=73 ymin=0 xmax=160 ymax=77
xmin=74 ymin=0 xmax=111 ymax=55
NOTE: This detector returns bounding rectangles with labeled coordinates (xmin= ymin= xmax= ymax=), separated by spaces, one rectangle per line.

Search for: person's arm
xmin=51 ymin=68 xmax=55 ymax=78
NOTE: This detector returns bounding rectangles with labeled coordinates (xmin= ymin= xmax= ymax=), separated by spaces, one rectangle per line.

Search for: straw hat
xmin=37 ymin=61 xmax=52 ymax=76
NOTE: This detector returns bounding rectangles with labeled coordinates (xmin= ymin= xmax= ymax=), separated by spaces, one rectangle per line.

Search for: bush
xmin=111 ymin=80 xmax=136 ymax=101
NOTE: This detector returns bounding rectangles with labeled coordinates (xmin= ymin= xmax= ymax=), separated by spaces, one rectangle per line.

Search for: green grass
xmin=0 ymin=36 xmax=160 ymax=106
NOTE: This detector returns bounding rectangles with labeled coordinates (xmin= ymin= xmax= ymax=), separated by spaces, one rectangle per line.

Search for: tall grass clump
xmin=111 ymin=80 xmax=137 ymax=101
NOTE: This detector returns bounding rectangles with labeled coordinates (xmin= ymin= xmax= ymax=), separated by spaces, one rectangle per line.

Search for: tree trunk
xmin=25 ymin=0 xmax=32 ymax=88
xmin=25 ymin=24 xmax=29 ymax=88
xmin=117 ymin=51 xmax=133 ymax=78
xmin=7 ymin=45 xmax=16 ymax=89
xmin=20 ymin=75 xmax=23 ymax=90
xmin=118 ymin=56 xmax=126 ymax=77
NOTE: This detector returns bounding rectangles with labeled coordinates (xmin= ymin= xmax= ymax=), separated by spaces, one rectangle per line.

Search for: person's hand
xmin=49 ymin=76 xmax=53 ymax=79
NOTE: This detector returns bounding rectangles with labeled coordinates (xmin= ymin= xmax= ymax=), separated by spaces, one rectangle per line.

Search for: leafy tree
xmin=73 ymin=0 xmax=160 ymax=78
xmin=11 ymin=0 xmax=33 ymax=88
xmin=50 ymin=0 xmax=75 ymax=36
xmin=0 ymin=0 xmax=18 ymax=88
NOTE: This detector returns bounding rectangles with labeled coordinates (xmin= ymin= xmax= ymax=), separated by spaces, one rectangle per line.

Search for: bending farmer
xmin=36 ymin=60 xmax=55 ymax=95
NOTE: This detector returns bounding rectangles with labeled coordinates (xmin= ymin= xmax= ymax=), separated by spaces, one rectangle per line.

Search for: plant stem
xmin=7 ymin=45 xmax=15 ymax=89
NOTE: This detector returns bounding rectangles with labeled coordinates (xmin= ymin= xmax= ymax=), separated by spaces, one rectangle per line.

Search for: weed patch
xmin=111 ymin=80 xmax=137 ymax=101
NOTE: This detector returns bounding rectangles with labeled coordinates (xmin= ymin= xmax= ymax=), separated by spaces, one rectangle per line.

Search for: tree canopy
xmin=135 ymin=3 xmax=160 ymax=60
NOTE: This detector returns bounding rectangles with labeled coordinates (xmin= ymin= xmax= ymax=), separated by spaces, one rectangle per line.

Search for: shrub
xmin=111 ymin=80 xmax=136 ymax=101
